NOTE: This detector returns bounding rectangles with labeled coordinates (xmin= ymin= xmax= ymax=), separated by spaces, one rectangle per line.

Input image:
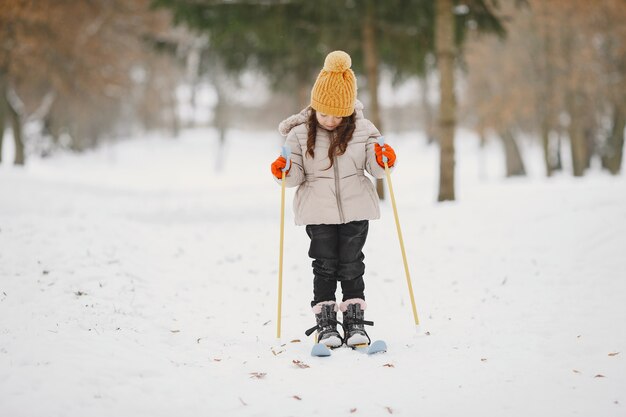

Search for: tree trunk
xmin=0 ymin=77 xmax=6 ymax=164
xmin=567 ymin=93 xmax=587 ymax=177
xmin=68 ymin=123 xmax=84 ymax=152
xmin=569 ymin=126 xmax=586 ymax=177
xmin=435 ymin=0 xmax=456 ymax=201
xmin=555 ymin=131 xmax=563 ymax=171
xmin=297 ymin=83 xmax=309 ymax=110
xmin=500 ymin=129 xmax=526 ymax=177
xmin=7 ymin=96 xmax=24 ymax=165
xmin=168 ymin=89 xmax=180 ymax=138
xmin=362 ymin=0 xmax=385 ymax=200
xmin=540 ymin=121 xmax=554 ymax=177
xmin=1 ymin=21 xmax=13 ymax=165
xmin=213 ymin=85 xmax=229 ymax=173
xmin=584 ymin=127 xmax=594 ymax=170
xmin=602 ymin=105 xmax=625 ymax=175
xmin=477 ymin=128 xmax=487 ymax=181
xmin=186 ymin=38 xmax=204 ymax=127
xmin=538 ymin=2 xmax=556 ymax=178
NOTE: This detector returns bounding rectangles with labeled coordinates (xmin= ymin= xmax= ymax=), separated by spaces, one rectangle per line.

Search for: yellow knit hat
xmin=310 ymin=51 xmax=357 ymax=117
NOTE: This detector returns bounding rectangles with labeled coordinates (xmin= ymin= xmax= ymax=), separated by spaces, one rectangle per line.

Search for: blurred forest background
xmin=1 ymin=0 xmax=624 ymax=199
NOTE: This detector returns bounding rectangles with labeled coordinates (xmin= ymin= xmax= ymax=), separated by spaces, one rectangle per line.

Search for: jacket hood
xmin=278 ymin=99 xmax=365 ymax=137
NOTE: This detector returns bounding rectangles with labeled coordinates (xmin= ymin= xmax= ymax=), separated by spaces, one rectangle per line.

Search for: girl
xmin=270 ymin=50 xmax=396 ymax=348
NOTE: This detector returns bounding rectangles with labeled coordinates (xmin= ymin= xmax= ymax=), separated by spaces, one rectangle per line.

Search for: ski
xmin=363 ymin=339 xmax=387 ymax=355
xmin=311 ymin=343 xmax=332 ymax=357
xmin=310 ymin=340 xmax=387 ymax=357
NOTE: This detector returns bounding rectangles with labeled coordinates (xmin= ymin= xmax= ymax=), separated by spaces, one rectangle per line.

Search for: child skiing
xmin=270 ymin=50 xmax=397 ymax=349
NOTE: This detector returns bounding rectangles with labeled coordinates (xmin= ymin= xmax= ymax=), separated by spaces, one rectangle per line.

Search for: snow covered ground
xmin=1 ymin=128 xmax=624 ymax=417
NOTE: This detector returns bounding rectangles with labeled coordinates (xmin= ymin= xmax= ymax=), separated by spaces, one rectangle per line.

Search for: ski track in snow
xmin=0 ymin=128 xmax=625 ymax=416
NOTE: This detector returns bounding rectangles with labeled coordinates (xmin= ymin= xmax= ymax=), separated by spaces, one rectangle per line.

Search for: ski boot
xmin=305 ymin=301 xmax=343 ymax=348
xmin=341 ymin=299 xmax=373 ymax=348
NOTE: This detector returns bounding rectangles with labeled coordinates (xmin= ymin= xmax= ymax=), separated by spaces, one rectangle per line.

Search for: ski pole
xmin=277 ymin=146 xmax=291 ymax=339
xmin=378 ymin=137 xmax=420 ymax=326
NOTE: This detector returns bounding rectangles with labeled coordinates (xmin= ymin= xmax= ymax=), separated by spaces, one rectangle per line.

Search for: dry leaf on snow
xmin=292 ymin=360 xmax=310 ymax=369
xmin=271 ymin=348 xmax=284 ymax=356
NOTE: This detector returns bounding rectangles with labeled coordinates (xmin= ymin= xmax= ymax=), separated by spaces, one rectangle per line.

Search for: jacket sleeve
xmin=274 ymin=129 xmax=305 ymax=187
xmin=364 ymin=120 xmax=394 ymax=179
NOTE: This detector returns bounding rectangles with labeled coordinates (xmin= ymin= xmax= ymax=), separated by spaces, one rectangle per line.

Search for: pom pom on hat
xmin=310 ymin=50 xmax=357 ymax=117
xmin=323 ymin=50 xmax=352 ymax=72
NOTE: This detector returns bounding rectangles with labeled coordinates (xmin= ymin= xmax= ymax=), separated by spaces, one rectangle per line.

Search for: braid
xmin=328 ymin=113 xmax=356 ymax=164
xmin=306 ymin=109 xmax=356 ymax=169
xmin=306 ymin=110 xmax=317 ymax=159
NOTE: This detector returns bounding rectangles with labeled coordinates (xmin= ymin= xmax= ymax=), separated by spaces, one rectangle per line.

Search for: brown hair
xmin=306 ymin=109 xmax=356 ymax=169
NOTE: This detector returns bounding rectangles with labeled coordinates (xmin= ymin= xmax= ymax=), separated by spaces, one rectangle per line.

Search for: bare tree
xmin=435 ymin=0 xmax=456 ymax=201
xmin=361 ymin=0 xmax=386 ymax=199
xmin=463 ymin=0 xmax=625 ymax=177
xmin=0 ymin=0 xmax=182 ymax=162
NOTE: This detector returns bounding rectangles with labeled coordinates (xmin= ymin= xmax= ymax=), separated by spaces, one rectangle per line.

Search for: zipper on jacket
xmin=333 ymin=157 xmax=345 ymax=223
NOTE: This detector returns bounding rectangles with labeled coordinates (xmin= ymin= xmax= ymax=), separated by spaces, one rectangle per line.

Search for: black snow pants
xmin=305 ymin=220 xmax=369 ymax=308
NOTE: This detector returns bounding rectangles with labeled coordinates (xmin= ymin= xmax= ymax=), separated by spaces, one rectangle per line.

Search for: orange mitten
xmin=271 ymin=156 xmax=289 ymax=179
xmin=374 ymin=143 xmax=396 ymax=168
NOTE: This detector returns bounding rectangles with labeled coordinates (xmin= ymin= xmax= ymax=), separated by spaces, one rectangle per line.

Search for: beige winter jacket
xmin=277 ymin=100 xmax=392 ymax=226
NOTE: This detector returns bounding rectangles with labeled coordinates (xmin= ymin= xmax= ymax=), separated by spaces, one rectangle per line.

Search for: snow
xmin=1 ymin=128 xmax=625 ymax=417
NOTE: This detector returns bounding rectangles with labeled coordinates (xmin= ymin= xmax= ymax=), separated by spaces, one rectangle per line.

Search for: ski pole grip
xmin=377 ymin=136 xmax=388 ymax=164
xmin=281 ymin=146 xmax=291 ymax=172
